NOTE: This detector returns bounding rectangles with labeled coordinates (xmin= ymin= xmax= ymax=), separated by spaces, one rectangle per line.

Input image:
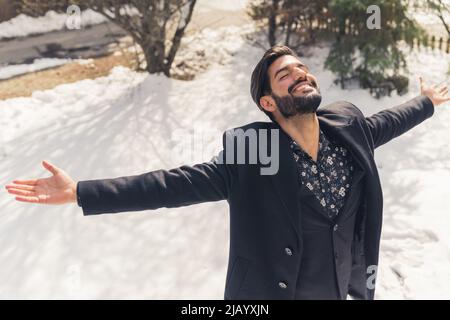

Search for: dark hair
xmin=250 ymin=45 xmax=300 ymax=122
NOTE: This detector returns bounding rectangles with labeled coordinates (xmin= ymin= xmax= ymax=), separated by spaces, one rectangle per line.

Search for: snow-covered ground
xmin=0 ymin=10 xmax=106 ymax=40
xmin=0 ymin=24 xmax=449 ymax=299
xmin=0 ymin=58 xmax=76 ymax=80
xmin=196 ymin=0 xmax=248 ymax=12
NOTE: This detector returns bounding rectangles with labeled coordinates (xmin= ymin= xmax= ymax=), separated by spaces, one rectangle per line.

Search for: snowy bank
xmin=0 ymin=25 xmax=449 ymax=299
xmin=0 ymin=58 xmax=74 ymax=80
xmin=0 ymin=10 xmax=106 ymax=40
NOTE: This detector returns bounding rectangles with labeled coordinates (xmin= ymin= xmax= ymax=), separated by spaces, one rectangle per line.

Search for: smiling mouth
xmin=293 ymin=82 xmax=314 ymax=93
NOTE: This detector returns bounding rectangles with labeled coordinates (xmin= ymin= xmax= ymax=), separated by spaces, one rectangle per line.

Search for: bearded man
xmin=6 ymin=45 xmax=449 ymax=300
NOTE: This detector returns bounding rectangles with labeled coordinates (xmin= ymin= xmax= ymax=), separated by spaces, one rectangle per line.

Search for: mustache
xmin=288 ymin=79 xmax=318 ymax=94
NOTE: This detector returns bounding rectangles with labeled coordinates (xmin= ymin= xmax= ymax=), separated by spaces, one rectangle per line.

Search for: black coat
xmin=78 ymin=95 xmax=435 ymax=299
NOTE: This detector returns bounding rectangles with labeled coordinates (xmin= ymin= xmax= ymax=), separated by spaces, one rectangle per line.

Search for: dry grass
xmin=0 ymin=50 xmax=139 ymax=100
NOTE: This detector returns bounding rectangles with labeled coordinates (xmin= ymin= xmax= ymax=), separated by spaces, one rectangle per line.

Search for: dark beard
xmin=272 ymin=86 xmax=322 ymax=119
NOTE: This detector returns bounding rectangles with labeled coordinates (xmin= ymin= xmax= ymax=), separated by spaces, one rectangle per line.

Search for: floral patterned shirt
xmin=290 ymin=129 xmax=354 ymax=218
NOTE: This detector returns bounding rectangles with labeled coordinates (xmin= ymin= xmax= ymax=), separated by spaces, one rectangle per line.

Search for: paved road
xmin=0 ymin=21 xmax=127 ymax=66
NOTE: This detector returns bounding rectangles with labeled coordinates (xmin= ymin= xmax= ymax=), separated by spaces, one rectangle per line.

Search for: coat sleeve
xmin=77 ymin=131 xmax=236 ymax=215
xmin=364 ymin=95 xmax=435 ymax=149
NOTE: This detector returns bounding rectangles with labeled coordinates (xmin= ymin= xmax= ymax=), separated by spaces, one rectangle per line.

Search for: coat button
xmin=284 ymin=247 xmax=293 ymax=256
xmin=333 ymin=224 xmax=339 ymax=232
xmin=278 ymin=281 xmax=288 ymax=289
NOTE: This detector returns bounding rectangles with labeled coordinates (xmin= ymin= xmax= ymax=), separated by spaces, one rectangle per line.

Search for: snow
xmin=0 ymin=1 xmax=247 ymax=40
xmin=0 ymin=23 xmax=449 ymax=299
xmin=196 ymin=0 xmax=248 ymax=12
xmin=410 ymin=0 xmax=450 ymax=38
xmin=0 ymin=58 xmax=73 ymax=80
xmin=0 ymin=10 xmax=106 ymax=40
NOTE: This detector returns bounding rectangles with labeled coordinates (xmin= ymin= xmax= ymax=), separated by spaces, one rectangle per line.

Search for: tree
xmin=325 ymin=0 xmax=423 ymax=96
xmin=324 ymin=37 xmax=356 ymax=89
xmin=0 ymin=0 xmax=19 ymax=22
xmin=247 ymin=0 xmax=328 ymax=48
xmin=247 ymin=0 xmax=279 ymax=47
xmin=425 ymin=0 xmax=450 ymax=36
xmin=17 ymin=0 xmax=197 ymax=77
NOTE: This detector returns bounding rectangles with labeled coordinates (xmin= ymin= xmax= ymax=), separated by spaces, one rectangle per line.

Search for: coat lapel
xmin=266 ymin=124 xmax=302 ymax=239
xmin=318 ymin=114 xmax=374 ymax=177
xmin=266 ymin=111 xmax=370 ymax=240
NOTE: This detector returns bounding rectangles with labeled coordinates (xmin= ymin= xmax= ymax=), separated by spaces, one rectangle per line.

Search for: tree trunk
xmin=141 ymin=37 xmax=168 ymax=75
xmin=268 ymin=0 xmax=279 ymax=46
xmin=285 ymin=18 xmax=292 ymax=46
xmin=89 ymin=0 xmax=197 ymax=78
xmin=165 ymin=0 xmax=197 ymax=75
xmin=0 ymin=0 xmax=18 ymax=22
xmin=437 ymin=14 xmax=450 ymax=36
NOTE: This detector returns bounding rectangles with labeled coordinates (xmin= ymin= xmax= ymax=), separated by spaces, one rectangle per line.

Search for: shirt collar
xmin=290 ymin=129 xmax=330 ymax=159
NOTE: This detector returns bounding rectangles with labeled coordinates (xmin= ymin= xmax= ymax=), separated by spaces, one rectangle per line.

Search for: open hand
xmin=420 ymin=77 xmax=450 ymax=106
xmin=5 ymin=161 xmax=77 ymax=205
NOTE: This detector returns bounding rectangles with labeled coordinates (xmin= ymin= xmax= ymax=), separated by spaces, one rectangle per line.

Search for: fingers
xmin=419 ymin=78 xmax=447 ymax=91
xmin=435 ymin=81 xmax=446 ymax=88
xmin=42 ymin=160 xmax=59 ymax=176
xmin=5 ymin=184 xmax=35 ymax=191
xmin=15 ymin=195 xmax=41 ymax=203
xmin=11 ymin=179 xmax=37 ymax=186
xmin=5 ymin=184 xmax=37 ymax=201
xmin=6 ymin=187 xmax=36 ymax=197
xmin=436 ymin=96 xmax=450 ymax=104
xmin=5 ymin=185 xmax=47 ymax=204
xmin=438 ymin=84 xmax=448 ymax=93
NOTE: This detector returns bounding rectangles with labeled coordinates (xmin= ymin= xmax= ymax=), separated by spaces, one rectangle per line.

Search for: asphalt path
xmin=0 ymin=22 xmax=127 ymax=66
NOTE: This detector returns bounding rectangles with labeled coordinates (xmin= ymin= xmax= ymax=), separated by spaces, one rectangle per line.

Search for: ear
xmin=259 ymin=95 xmax=277 ymax=113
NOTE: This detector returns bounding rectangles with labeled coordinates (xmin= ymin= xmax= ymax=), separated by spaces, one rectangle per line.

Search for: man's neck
xmin=277 ymin=113 xmax=320 ymax=162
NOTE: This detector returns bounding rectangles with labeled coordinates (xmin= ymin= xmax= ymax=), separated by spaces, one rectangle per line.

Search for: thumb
xmin=42 ymin=160 xmax=59 ymax=176
xmin=419 ymin=76 xmax=425 ymax=95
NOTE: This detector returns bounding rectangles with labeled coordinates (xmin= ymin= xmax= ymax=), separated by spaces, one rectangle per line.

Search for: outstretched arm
xmin=6 ymin=133 xmax=236 ymax=215
xmin=365 ymin=78 xmax=449 ymax=149
xmin=77 ymin=152 xmax=234 ymax=215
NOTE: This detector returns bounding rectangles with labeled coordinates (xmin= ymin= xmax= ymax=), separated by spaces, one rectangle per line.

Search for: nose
xmin=292 ymin=66 xmax=307 ymax=81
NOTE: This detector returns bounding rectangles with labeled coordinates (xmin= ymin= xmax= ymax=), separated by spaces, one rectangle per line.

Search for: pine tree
xmin=325 ymin=0 xmax=423 ymax=97
xmin=247 ymin=0 xmax=328 ymax=47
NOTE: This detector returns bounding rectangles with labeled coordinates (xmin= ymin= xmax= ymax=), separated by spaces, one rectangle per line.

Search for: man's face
xmin=266 ymin=55 xmax=322 ymax=119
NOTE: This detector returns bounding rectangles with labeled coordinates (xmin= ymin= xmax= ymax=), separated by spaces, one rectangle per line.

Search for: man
xmin=5 ymin=46 xmax=449 ymax=300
